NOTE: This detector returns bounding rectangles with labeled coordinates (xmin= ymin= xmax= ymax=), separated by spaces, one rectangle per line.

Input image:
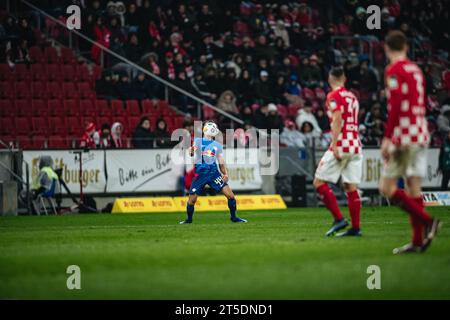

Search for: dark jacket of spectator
xmin=132 ymin=117 xmax=154 ymax=149
xmin=154 ymin=118 xmax=173 ymax=148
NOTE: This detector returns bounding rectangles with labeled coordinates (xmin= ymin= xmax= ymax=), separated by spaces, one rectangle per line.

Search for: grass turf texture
xmin=0 ymin=207 xmax=449 ymax=299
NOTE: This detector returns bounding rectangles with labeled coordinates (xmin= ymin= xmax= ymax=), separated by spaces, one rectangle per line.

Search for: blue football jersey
xmin=193 ymin=137 xmax=223 ymax=172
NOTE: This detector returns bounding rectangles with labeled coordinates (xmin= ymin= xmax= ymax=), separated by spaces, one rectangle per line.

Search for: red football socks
xmin=410 ymin=197 xmax=425 ymax=246
xmin=347 ymin=190 xmax=361 ymax=230
xmin=391 ymin=189 xmax=432 ymax=226
xmin=317 ymin=184 xmax=343 ymax=221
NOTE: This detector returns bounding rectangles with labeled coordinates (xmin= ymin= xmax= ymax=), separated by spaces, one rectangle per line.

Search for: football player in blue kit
xmin=180 ymin=122 xmax=248 ymax=224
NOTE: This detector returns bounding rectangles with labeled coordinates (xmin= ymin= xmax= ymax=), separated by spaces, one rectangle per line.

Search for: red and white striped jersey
xmin=384 ymin=58 xmax=429 ymax=146
xmin=326 ymin=87 xmax=361 ymax=155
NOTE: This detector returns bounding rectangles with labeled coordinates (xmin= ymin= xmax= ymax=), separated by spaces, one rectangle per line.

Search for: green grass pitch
xmin=0 ymin=207 xmax=449 ymax=299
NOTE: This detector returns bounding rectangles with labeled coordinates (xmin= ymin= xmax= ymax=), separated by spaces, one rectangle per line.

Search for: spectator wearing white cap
xmin=296 ymin=101 xmax=322 ymax=135
xmin=254 ymin=70 xmax=273 ymax=105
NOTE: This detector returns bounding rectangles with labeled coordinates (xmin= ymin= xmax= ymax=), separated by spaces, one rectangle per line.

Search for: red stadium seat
xmin=0 ymin=81 xmax=14 ymax=99
xmin=14 ymin=64 xmax=30 ymax=82
xmin=277 ymin=104 xmax=288 ymax=118
xmin=31 ymin=135 xmax=46 ymax=149
xmin=301 ymin=88 xmax=315 ymax=101
xmin=0 ymin=64 xmax=14 ymax=81
xmin=60 ymin=47 xmax=77 ymax=65
xmin=47 ymin=135 xmax=68 ymax=149
xmin=314 ymin=87 xmax=327 ymax=101
xmin=77 ymin=64 xmax=92 ymax=84
xmin=202 ymin=105 xmax=216 ymax=120
xmin=141 ymin=99 xmax=154 ymax=114
xmin=31 ymin=117 xmax=48 ymax=135
xmin=80 ymin=99 xmax=95 ymax=116
xmin=64 ymin=99 xmax=80 ymax=117
xmin=32 ymin=99 xmax=48 ymax=117
xmin=66 ymin=117 xmax=81 ymax=135
xmin=0 ymin=135 xmax=15 ymax=147
xmin=15 ymin=99 xmax=32 ymax=117
xmin=111 ymin=99 xmax=125 ymax=116
xmin=127 ymin=116 xmax=140 ymax=131
xmin=95 ymin=99 xmax=111 ymax=116
xmin=15 ymin=118 xmax=31 ymax=135
xmin=62 ymin=64 xmax=78 ymax=82
xmin=0 ymin=99 xmax=13 ymax=118
xmin=48 ymin=116 xmax=67 ymax=135
xmin=126 ymin=100 xmax=140 ymax=116
xmin=15 ymin=81 xmax=31 ymax=99
xmin=46 ymin=64 xmax=62 ymax=82
xmin=78 ymin=82 xmax=95 ymax=99
xmin=30 ymin=63 xmax=47 ymax=82
xmin=92 ymin=65 xmax=103 ymax=81
xmin=0 ymin=118 xmax=15 ymax=136
xmin=287 ymin=105 xmax=299 ymax=117
xmin=31 ymin=81 xmax=47 ymax=99
xmin=97 ymin=116 xmax=111 ymax=127
xmin=29 ymin=46 xmax=44 ymax=64
xmin=47 ymin=99 xmax=63 ymax=116
xmin=44 ymin=47 xmax=59 ymax=64
xmin=16 ymin=135 xmax=32 ymax=149
xmin=62 ymin=82 xmax=79 ymax=99
xmin=46 ymin=82 xmax=63 ymax=99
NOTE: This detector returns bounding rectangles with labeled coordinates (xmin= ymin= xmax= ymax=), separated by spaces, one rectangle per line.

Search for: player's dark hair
xmin=329 ymin=66 xmax=345 ymax=79
xmin=385 ymin=30 xmax=408 ymax=51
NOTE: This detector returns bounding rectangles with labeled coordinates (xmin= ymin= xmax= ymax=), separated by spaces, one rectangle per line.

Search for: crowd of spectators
xmin=1 ymin=0 xmax=450 ymax=148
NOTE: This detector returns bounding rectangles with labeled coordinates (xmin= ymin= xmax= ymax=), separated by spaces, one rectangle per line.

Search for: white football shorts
xmin=382 ymin=146 xmax=427 ymax=178
xmin=315 ymin=150 xmax=363 ymax=184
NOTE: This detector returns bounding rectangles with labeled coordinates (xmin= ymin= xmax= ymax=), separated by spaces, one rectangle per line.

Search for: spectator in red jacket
xmin=80 ymin=123 xmax=98 ymax=149
xmin=91 ymin=17 xmax=111 ymax=65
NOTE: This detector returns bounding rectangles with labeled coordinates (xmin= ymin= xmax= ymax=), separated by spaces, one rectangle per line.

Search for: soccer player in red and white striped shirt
xmin=379 ymin=31 xmax=442 ymax=254
xmin=314 ymin=67 xmax=363 ymax=237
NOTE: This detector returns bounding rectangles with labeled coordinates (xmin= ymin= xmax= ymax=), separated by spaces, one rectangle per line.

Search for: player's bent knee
xmin=343 ymin=183 xmax=357 ymax=192
xmin=313 ymin=178 xmax=325 ymax=189
xmin=188 ymin=195 xmax=198 ymax=205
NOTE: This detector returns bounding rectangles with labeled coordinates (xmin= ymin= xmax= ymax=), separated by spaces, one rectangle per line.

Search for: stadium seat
xmin=32 ymin=99 xmax=48 ymax=117
xmin=142 ymin=99 xmax=155 ymax=114
xmin=63 ymin=82 xmax=79 ymax=100
xmin=62 ymin=64 xmax=78 ymax=82
xmin=78 ymin=82 xmax=95 ymax=99
xmin=47 ymin=135 xmax=68 ymax=149
xmin=111 ymin=99 xmax=125 ymax=116
xmin=16 ymin=135 xmax=32 ymax=149
xmin=202 ymin=105 xmax=216 ymax=120
xmin=32 ymin=117 xmax=48 ymax=135
xmin=95 ymin=99 xmax=111 ymax=116
xmin=47 ymin=99 xmax=63 ymax=117
xmin=0 ymin=64 xmax=14 ymax=81
xmin=77 ymin=64 xmax=93 ymax=85
xmin=0 ymin=135 xmax=14 ymax=146
xmin=46 ymin=82 xmax=63 ymax=99
xmin=31 ymin=81 xmax=48 ymax=99
xmin=66 ymin=117 xmax=81 ymax=135
xmin=0 ymin=99 xmax=13 ymax=118
xmin=29 ymin=46 xmax=44 ymax=64
xmin=15 ymin=118 xmax=30 ymax=137
xmin=127 ymin=116 xmax=140 ymax=131
xmin=15 ymin=81 xmax=31 ymax=99
xmin=48 ymin=116 xmax=67 ymax=135
xmin=287 ymin=105 xmax=299 ymax=117
xmin=0 ymin=81 xmax=14 ymax=99
xmin=97 ymin=116 xmax=111 ymax=127
xmin=277 ymin=104 xmax=288 ymax=118
xmin=80 ymin=99 xmax=95 ymax=116
xmin=30 ymin=64 xmax=47 ymax=82
xmin=0 ymin=118 xmax=15 ymax=136
xmin=46 ymin=64 xmax=62 ymax=82
xmin=126 ymin=100 xmax=141 ymax=116
xmin=301 ymin=88 xmax=315 ymax=101
xmin=64 ymin=99 xmax=80 ymax=117
xmin=31 ymin=135 xmax=46 ymax=149
xmin=314 ymin=88 xmax=327 ymax=101
xmin=14 ymin=64 xmax=30 ymax=82
xmin=60 ymin=47 xmax=77 ymax=65
xmin=44 ymin=47 xmax=59 ymax=64
xmin=15 ymin=99 xmax=32 ymax=117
